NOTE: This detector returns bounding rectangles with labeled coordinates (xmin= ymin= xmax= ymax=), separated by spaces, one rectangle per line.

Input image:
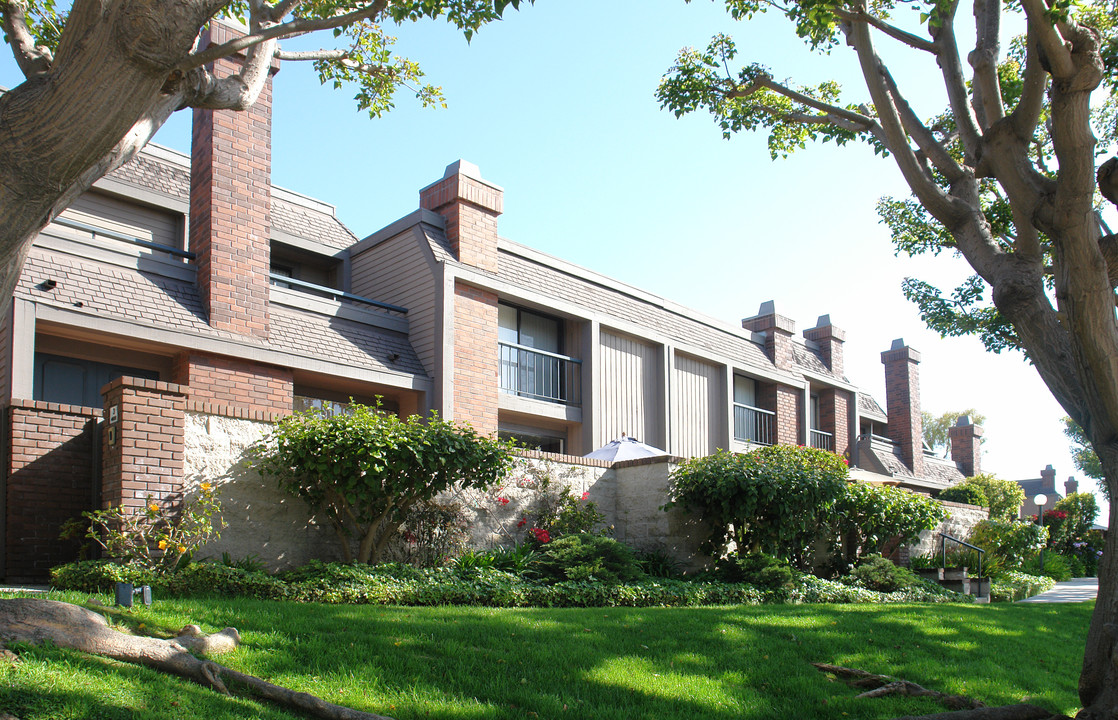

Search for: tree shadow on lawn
xmin=162 ymin=600 xmax=1094 ymax=720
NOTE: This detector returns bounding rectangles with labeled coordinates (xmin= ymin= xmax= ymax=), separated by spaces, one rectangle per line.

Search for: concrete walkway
xmin=1017 ymin=577 xmax=1099 ymax=603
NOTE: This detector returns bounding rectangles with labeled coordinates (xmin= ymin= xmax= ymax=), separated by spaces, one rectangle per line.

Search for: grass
xmin=0 ymin=590 xmax=1094 ymax=720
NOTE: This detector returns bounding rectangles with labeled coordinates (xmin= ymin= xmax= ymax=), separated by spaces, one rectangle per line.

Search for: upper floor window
xmin=498 ymin=303 xmax=560 ymax=353
xmin=497 ymin=303 xmax=581 ymax=405
xmin=34 ymin=353 xmax=158 ymax=408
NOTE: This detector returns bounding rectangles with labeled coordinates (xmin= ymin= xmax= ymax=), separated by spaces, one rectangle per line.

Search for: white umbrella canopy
xmin=584 ymin=433 xmax=670 ymax=462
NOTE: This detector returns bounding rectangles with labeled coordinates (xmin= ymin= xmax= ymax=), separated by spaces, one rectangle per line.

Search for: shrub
xmin=959 ymin=474 xmax=1026 ymax=521
xmin=1047 ymin=493 xmax=1099 ymax=554
xmin=845 ymin=554 xmax=922 ymax=592
xmin=968 ymin=519 xmax=1048 ymax=566
xmin=50 ymin=560 xmax=159 ymax=593
xmin=834 ymin=482 xmax=946 ymax=562
xmin=938 ymin=484 xmax=988 ymax=507
xmin=634 ymin=547 xmax=685 ymax=579
xmin=711 ymin=552 xmax=800 ymax=592
xmin=248 ymin=402 xmax=515 ymax=564
xmin=385 ymin=500 xmax=470 ymax=568
xmin=667 ymin=445 xmax=848 ymax=567
xmin=990 ymin=571 xmax=1056 ymax=602
xmin=455 ymin=544 xmax=540 ymax=575
xmin=1021 ymin=553 xmax=1073 ymax=582
xmin=532 ymin=535 xmax=645 ymax=584
xmin=59 ymin=484 xmax=224 ymax=572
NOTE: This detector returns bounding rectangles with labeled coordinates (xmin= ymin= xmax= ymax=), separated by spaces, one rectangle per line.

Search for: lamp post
xmin=1034 ymin=493 xmax=1048 ymax=572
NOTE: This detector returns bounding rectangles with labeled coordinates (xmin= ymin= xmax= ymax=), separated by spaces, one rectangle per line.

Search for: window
xmin=499 ymin=429 xmax=565 ymax=454
xmin=498 ymin=304 xmax=560 ymax=353
xmin=498 ymin=303 xmax=576 ymax=403
xmin=733 ymin=375 xmax=756 ymax=407
xmin=34 ymin=353 xmax=158 ymax=408
xmin=732 ymin=375 xmax=773 ymax=444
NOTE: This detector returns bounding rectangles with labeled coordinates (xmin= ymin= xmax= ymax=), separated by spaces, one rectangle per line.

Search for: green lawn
xmin=0 ymin=592 xmax=1094 ymax=720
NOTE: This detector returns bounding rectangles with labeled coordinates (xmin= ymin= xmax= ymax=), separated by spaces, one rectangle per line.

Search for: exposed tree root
xmin=0 ymin=599 xmax=394 ymax=720
xmin=813 ymin=663 xmax=1069 ymax=720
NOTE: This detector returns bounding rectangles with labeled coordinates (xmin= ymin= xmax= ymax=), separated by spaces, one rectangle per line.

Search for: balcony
xmin=733 ymin=403 xmax=774 ymax=445
xmin=499 ymin=341 xmax=581 ymax=406
xmin=810 ymin=428 xmax=834 ymax=452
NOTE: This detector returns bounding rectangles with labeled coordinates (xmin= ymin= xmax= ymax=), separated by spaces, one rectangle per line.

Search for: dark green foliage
xmin=532 ymin=535 xmax=645 ymax=585
xmin=958 ymin=474 xmax=1026 ymax=522
xmin=835 ymin=482 xmax=946 ymax=562
xmin=711 ymin=552 xmax=800 ymax=592
xmin=49 ymin=560 xmax=159 ymax=593
xmin=967 ymin=519 xmax=1047 ymax=566
xmin=938 ymin=484 xmax=989 ymax=507
xmin=248 ymin=402 xmax=514 ymax=564
xmin=1063 ymin=418 xmax=1109 ymax=502
xmin=990 ymin=571 xmax=1057 ymax=602
xmin=1021 ymin=553 xmax=1074 ymax=582
xmin=634 ymin=547 xmax=685 ymax=579
xmin=845 ymin=554 xmax=922 ymax=593
xmin=667 ymin=445 xmax=848 ymax=567
xmin=454 ymin=544 xmax=540 ymax=575
xmin=387 ymin=500 xmax=470 ymax=568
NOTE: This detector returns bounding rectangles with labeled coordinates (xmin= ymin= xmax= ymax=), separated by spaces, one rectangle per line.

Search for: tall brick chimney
xmin=1065 ymin=476 xmax=1079 ymax=496
xmin=189 ymin=22 xmax=278 ymax=339
xmin=419 ymin=160 xmax=502 ymax=273
xmin=743 ymin=301 xmax=796 ymax=369
xmin=1040 ymin=464 xmax=1056 ymax=493
xmin=949 ymin=415 xmax=983 ymax=478
xmin=803 ymin=314 xmax=845 ymax=377
xmin=881 ymin=339 xmax=923 ymax=479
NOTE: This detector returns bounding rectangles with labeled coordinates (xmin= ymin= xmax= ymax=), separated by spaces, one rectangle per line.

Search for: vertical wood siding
xmin=350 ymin=230 xmax=437 ymax=376
xmin=672 ymin=352 xmax=722 ymax=458
xmin=63 ymin=191 xmax=181 ymax=249
xmin=598 ymin=330 xmax=660 ymax=447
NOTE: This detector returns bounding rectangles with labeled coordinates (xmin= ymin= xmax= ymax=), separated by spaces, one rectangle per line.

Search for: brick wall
xmin=881 ymin=342 xmax=923 ymax=479
xmin=101 ymin=378 xmax=186 ymax=513
xmin=452 ymin=280 xmax=498 ymax=435
xmin=803 ymin=319 xmax=845 ymax=378
xmin=774 ymin=383 xmax=801 ymax=446
xmin=818 ymin=388 xmax=851 ymax=457
xmin=172 ymin=352 xmax=293 ymax=417
xmin=742 ymin=304 xmax=796 ymax=370
xmin=189 ymin=23 xmax=277 ymax=338
xmin=420 ymin=163 xmax=502 ymax=273
xmin=4 ymin=400 xmax=101 ymax=582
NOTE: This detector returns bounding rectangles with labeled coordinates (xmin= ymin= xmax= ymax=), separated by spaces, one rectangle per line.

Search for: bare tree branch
xmin=1009 ymin=28 xmax=1048 ymax=144
xmin=731 ymin=75 xmax=880 ymax=134
xmin=929 ymin=0 xmax=984 ymax=162
xmin=879 ymin=63 xmax=964 ymax=183
xmin=1 ymin=0 xmax=53 ymax=77
xmin=179 ymin=0 xmax=388 ymax=72
xmin=968 ymin=0 xmax=1005 ymax=127
xmin=830 ymin=6 xmax=936 ymax=53
xmin=273 ymin=48 xmax=392 ymax=78
xmin=269 ymin=0 xmax=306 ymax=23
xmin=1020 ymin=0 xmax=1074 ymax=77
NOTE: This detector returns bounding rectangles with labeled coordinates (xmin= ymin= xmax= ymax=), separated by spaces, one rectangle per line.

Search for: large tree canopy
xmin=0 ymin=0 xmax=529 ymax=316
xmin=660 ymin=0 xmax=1118 ymax=717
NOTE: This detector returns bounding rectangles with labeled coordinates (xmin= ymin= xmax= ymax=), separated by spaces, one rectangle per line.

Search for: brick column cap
xmin=1040 ymin=464 xmax=1057 ymax=492
xmin=101 ymin=376 xmax=188 ymax=397
xmin=420 ymin=160 xmax=504 ymax=215
xmin=803 ymin=314 xmax=846 ymax=342
xmin=948 ymin=416 xmax=984 ymax=438
xmin=742 ymin=300 xmax=796 ymax=335
xmin=881 ymin=338 xmax=921 ymax=364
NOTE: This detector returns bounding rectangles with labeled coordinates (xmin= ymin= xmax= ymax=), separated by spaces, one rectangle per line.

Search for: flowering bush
xmin=61 ymin=483 xmax=225 ymax=572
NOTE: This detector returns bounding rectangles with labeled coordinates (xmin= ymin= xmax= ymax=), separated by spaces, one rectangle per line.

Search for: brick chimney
xmin=1065 ymin=476 xmax=1079 ymax=496
xmin=419 ymin=160 xmax=502 ymax=273
xmin=949 ymin=415 xmax=983 ymax=477
xmin=742 ymin=301 xmax=796 ymax=369
xmin=803 ymin=314 xmax=845 ymax=377
xmin=881 ymin=339 xmax=923 ymax=478
xmin=1040 ymin=464 xmax=1056 ymax=493
xmin=189 ymin=22 xmax=278 ymax=339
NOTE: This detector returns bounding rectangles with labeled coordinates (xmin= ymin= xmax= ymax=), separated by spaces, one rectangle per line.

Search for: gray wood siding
xmin=350 ymin=230 xmax=437 ymax=376
xmin=672 ymin=352 xmax=723 ymax=458
xmin=598 ymin=329 xmax=660 ymax=448
xmin=63 ymin=190 xmax=182 ymax=249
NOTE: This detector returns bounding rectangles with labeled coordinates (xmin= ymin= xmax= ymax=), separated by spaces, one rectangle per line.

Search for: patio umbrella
xmin=584 ymin=433 xmax=669 ymax=462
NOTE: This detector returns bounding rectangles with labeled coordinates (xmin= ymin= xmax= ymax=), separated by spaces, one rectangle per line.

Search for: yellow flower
xmin=148 ymin=502 xmax=159 ymax=513
xmin=158 ymin=540 xmax=168 ymax=550
xmin=200 ymin=482 xmax=212 ymax=493
xmin=178 ymin=546 xmax=186 ymax=553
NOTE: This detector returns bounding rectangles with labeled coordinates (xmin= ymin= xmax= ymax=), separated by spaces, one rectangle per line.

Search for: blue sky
xmin=2 ymin=0 xmax=1109 ymax=521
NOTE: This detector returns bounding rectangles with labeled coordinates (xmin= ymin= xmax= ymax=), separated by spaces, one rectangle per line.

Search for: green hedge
xmin=50 ymin=560 xmax=974 ymax=608
xmin=990 ymin=571 xmax=1056 ymax=602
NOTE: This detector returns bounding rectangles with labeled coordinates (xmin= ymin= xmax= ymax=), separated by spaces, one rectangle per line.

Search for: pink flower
xmin=581 ymin=492 xmax=590 ymax=501
xmin=517 ymin=519 xmax=527 ymax=528
xmin=497 ymin=497 xmax=509 ymax=505
xmin=531 ymin=527 xmax=551 ymax=544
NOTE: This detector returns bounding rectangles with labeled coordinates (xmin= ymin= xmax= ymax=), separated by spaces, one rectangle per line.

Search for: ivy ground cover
xmin=2 ymin=593 xmax=1091 ymax=720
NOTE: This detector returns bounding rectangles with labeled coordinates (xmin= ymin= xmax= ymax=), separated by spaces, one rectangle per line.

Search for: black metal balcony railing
xmin=810 ymin=428 xmax=834 ymax=451
xmin=733 ymin=403 xmax=775 ymax=445
xmin=499 ymin=341 xmax=582 ymax=406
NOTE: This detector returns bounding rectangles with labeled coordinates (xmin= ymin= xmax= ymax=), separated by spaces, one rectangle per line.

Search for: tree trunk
xmin=0 ymin=598 xmax=396 ymax=720
xmin=1075 ymin=470 xmax=1118 ymax=719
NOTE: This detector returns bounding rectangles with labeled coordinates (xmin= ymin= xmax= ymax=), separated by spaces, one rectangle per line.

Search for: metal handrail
xmin=733 ymin=403 xmax=774 ymax=445
xmin=938 ymin=532 xmax=985 ymax=579
xmin=54 ymin=216 xmax=196 ymax=259
xmin=498 ymin=341 xmax=581 ymax=406
xmin=498 ymin=340 xmax=582 ymax=365
xmin=809 ymin=428 xmax=834 ymax=451
xmin=270 ymin=273 xmax=408 ymax=314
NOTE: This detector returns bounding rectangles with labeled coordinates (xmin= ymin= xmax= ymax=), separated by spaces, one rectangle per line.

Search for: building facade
xmin=0 ymin=41 xmax=981 ymax=580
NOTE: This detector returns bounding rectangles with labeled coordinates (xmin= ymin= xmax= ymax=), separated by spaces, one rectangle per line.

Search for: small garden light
xmin=114 ymin=582 xmax=152 ymax=608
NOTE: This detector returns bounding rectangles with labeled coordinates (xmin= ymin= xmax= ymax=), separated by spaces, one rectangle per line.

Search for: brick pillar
xmin=452 ymin=280 xmax=498 ymax=435
xmin=742 ymin=301 xmax=796 ymax=369
xmin=420 ymin=160 xmax=502 ymax=272
xmin=803 ymin=315 xmax=845 ymax=377
xmin=818 ymin=388 xmax=851 ymax=458
xmin=101 ymin=378 xmax=186 ymax=513
xmin=190 ymin=22 xmax=279 ymax=339
xmin=1065 ymin=477 xmax=1079 ymax=496
xmin=949 ymin=415 xmax=983 ymax=477
xmin=774 ymin=384 xmax=802 ymax=446
xmin=881 ymin=339 xmax=923 ymax=479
